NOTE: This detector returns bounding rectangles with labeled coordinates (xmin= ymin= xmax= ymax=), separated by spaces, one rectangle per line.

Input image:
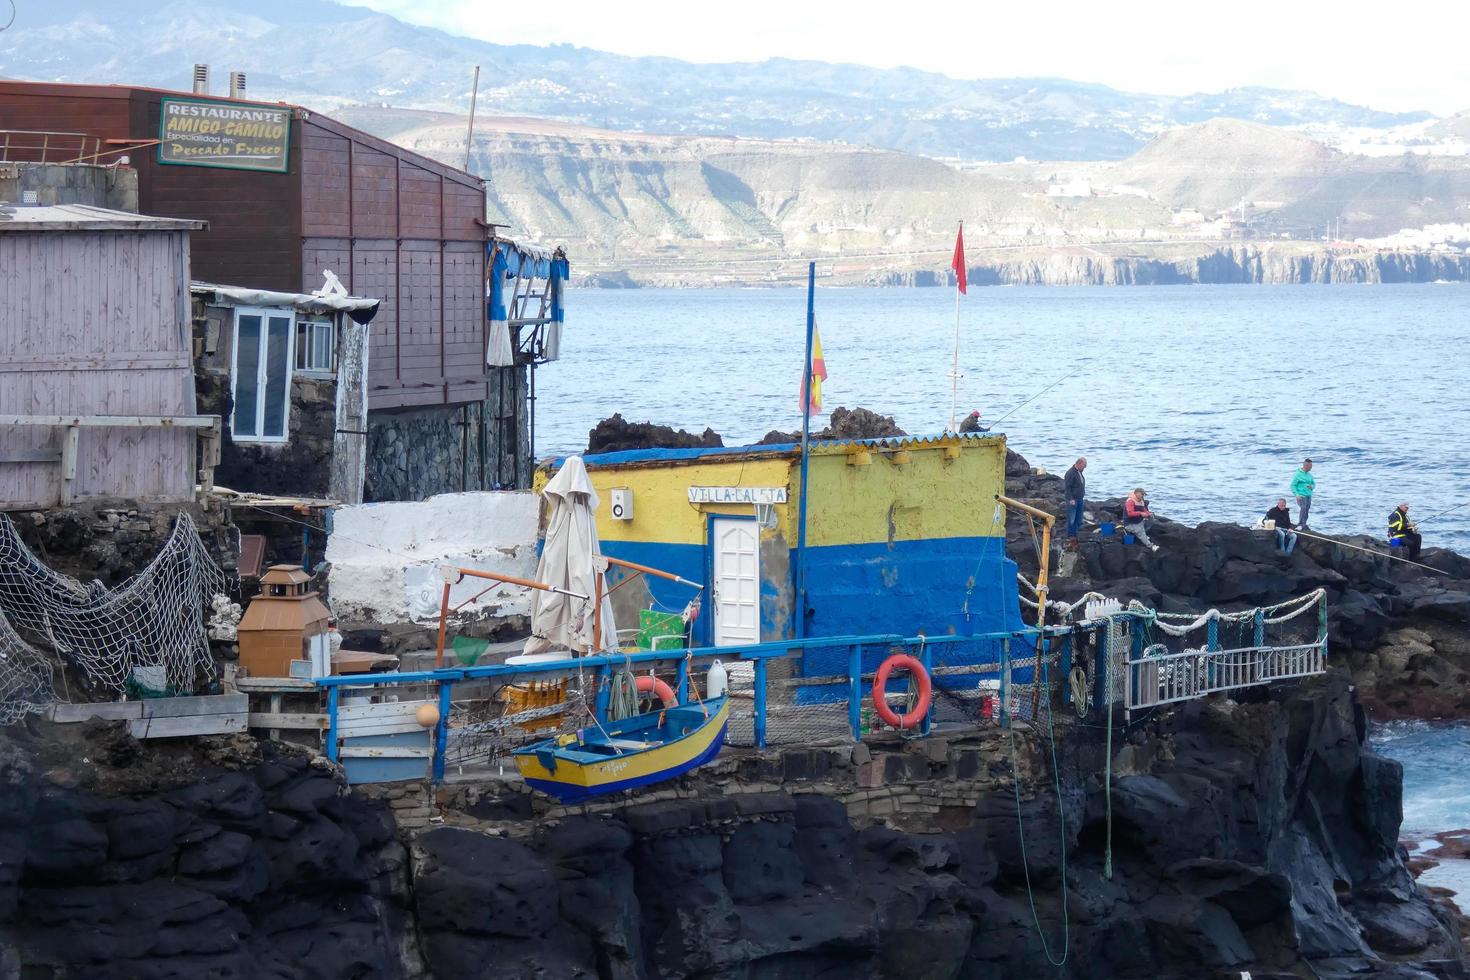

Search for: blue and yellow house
xmin=539 ymin=433 xmax=1023 ymax=648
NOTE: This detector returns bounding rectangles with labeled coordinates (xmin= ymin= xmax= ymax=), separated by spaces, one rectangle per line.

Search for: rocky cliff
xmin=1 ymin=674 xmax=1461 ymax=978
xmin=959 ymin=243 xmax=1470 ymax=287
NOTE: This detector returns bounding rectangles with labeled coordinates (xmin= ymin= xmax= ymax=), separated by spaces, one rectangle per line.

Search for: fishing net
xmin=0 ymin=606 xmax=56 ymax=725
xmin=0 ymin=512 xmax=227 ymax=710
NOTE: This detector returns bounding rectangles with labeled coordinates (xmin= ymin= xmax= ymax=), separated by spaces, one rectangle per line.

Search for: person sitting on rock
xmin=1124 ymin=488 xmax=1159 ymax=552
xmin=958 ymin=410 xmax=987 ymax=433
xmin=1264 ymin=498 xmax=1297 ymax=555
xmin=1388 ymin=503 xmax=1422 ymax=561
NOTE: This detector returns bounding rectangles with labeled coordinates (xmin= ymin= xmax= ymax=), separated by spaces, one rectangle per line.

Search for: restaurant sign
xmin=158 ymin=98 xmax=291 ymax=173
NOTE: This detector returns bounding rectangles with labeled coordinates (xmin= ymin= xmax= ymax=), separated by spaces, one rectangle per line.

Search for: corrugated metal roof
xmin=0 ymin=202 xmax=205 ymax=232
xmin=569 ymin=432 xmax=1003 ymax=469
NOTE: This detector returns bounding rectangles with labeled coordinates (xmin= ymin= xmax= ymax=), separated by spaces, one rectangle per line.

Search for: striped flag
xmin=800 ymin=323 xmax=828 ymax=414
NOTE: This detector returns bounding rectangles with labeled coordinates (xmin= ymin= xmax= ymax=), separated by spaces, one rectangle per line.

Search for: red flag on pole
xmin=951 ymin=222 xmax=967 ymax=294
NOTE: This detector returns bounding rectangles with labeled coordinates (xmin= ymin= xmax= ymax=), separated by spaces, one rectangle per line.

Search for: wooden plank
xmin=129 ymin=712 xmax=247 ymax=739
xmin=337 ymin=700 xmax=432 ymax=721
xmin=48 ymin=701 xmax=144 ymax=722
xmin=338 ymin=745 xmax=432 ymax=759
xmin=0 ymin=449 xmax=62 ymax=464
xmin=337 ymin=719 xmax=429 ymax=738
xmin=248 ymin=712 xmax=328 ymax=730
xmin=232 ymin=676 xmax=318 ymax=692
xmin=140 ymin=694 xmax=248 ymax=718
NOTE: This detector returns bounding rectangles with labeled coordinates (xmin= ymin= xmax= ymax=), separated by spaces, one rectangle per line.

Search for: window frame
xmin=295 ymin=315 xmax=337 ymax=375
xmin=230 ymin=306 xmax=295 ymax=445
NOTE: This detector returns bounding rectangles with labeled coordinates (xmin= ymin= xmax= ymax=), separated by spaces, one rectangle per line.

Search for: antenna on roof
xmin=464 ymin=65 xmax=481 ymax=173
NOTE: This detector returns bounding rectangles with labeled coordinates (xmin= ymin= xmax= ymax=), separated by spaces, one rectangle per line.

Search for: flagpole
xmin=949 ymin=220 xmax=963 ymax=431
xmin=795 ymin=261 xmax=816 ymax=640
xmin=949 ymin=283 xmax=960 ymax=431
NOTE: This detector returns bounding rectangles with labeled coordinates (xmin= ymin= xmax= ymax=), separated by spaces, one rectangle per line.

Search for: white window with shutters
xmin=230 ymin=307 xmax=294 ymax=444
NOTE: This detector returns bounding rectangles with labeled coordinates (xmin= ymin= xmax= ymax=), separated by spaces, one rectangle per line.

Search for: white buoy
xmin=707 ymin=660 xmax=728 ymax=699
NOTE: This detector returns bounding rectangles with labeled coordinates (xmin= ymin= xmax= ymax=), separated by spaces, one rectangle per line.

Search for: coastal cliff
xmin=0 ymin=675 xmax=1460 ymax=978
xmin=885 ymin=244 xmax=1470 ymax=287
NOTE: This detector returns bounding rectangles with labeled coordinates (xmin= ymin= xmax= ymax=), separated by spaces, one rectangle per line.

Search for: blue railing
xmin=316 ymin=628 xmax=1067 ymax=783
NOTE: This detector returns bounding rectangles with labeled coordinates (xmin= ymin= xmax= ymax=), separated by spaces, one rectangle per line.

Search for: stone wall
xmin=364 ymin=365 xmax=529 ymax=503
xmin=0 ymin=162 xmax=138 ymax=211
xmin=5 ymin=501 xmax=235 ymax=586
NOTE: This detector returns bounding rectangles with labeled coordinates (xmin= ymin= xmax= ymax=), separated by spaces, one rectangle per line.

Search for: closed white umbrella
xmin=523 ymin=456 xmax=616 ymax=656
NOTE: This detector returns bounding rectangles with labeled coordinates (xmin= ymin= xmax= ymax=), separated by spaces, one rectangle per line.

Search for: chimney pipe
xmin=192 ymin=64 xmax=210 ymax=95
xmin=229 ymin=71 xmax=246 ymax=100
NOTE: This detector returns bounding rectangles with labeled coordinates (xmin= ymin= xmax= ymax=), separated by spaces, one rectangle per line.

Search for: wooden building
xmin=0 ymin=80 xmax=535 ymax=498
xmin=0 ymin=203 xmax=218 ymax=509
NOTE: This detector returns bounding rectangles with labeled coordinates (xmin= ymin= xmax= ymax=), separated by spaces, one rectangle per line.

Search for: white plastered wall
xmin=326 ymin=491 xmax=539 ymax=627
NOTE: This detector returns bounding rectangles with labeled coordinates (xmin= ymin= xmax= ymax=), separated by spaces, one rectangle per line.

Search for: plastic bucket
xmin=1123 ymin=533 xmax=1136 ymax=545
xmin=1099 ymin=522 xmax=1116 ymax=536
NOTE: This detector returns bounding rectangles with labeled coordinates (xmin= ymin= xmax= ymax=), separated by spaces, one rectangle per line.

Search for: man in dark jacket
xmin=1388 ymin=503 xmax=1422 ymax=560
xmin=1063 ymin=457 xmax=1087 ymax=540
xmin=1264 ymin=498 xmax=1297 ymax=554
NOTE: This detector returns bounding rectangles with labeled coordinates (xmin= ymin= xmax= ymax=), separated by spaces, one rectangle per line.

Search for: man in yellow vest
xmin=1388 ymin=503 xmax=1422 ymax=561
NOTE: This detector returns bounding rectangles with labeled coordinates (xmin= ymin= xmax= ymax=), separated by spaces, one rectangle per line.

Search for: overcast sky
xmin=343 ymin=0 xmax=1470 ymax=116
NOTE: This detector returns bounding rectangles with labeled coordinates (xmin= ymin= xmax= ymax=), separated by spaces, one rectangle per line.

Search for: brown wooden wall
xmin=0 ymin=82 xmax=492 ymax=411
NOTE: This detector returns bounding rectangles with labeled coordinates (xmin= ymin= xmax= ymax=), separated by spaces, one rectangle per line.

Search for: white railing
xmin=1125 ymin=641 xmax=1327 ymax=710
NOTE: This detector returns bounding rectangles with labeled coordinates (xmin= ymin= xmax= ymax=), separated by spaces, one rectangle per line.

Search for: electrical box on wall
xmin=610 ymin=488 xmax=634 ymax=520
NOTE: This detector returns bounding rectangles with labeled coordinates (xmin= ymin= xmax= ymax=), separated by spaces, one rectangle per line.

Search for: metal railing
xmin=0 ymin=130 xmax=101 ymax=164
xmin=1125 ymin=639 xmax=1327 ymax=710
xmin=311 ymin=601 xmax=1330 ymax=784
xmin=316 ymin=629 xmax=1058 ymax=783
xmin=1123 ymin=640 xmax=1334 ymax=708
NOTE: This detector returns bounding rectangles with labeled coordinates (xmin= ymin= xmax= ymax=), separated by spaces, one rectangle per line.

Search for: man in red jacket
xmin=1124 ymin=488 xmax=1160 ymax=552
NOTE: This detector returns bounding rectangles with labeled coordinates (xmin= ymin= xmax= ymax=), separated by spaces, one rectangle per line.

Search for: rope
xmin=1104 ymin=695 xmax=1113 ymax=880
xmin=1009 ymin=653 xmax=1070 ymax=967
xmin=606 ymin=669 xmax=639 ymax=721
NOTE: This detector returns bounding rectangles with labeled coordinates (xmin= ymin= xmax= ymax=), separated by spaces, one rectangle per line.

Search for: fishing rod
xmin=1291 ymin=527 xmax=1449 ymax=576
xmin=987 ymin=369 xmax=1081 ymax=428
xmin=1410 ymin=498 xmax=1470 ymax=529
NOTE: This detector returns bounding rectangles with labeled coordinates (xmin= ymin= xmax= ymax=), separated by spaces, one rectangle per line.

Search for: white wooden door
xmin=712 ymin=518 xmax=760 ymax=646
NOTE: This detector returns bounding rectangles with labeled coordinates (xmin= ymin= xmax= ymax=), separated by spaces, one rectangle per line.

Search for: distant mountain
xmin=0 ymin=0 xmax=1434 ymax=162
xmin=317 ymin=110 xmax=1470 ymax=284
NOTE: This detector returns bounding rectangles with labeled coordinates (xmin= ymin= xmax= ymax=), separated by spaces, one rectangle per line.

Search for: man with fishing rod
xmin=1388 ymin=503 xmax=1423 ymax=561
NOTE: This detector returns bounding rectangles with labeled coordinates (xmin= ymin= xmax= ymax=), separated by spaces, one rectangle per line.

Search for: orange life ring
xmin=636 ymin=674 xmax=677 ymax=708
xmin=871 ymin=653 xmax=931 ymax=730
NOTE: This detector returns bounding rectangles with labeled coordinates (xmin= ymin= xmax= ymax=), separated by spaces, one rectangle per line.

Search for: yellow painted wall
xmin=536 ymin=454 xmax=797 ymax=547
xmin=539 ymin=434 xmax=1008 ymax=548
xmin=803 ymin=437 xmax=1008 ymax=546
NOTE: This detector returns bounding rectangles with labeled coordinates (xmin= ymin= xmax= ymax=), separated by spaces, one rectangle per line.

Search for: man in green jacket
xmin=1291 ymin=459 xmax=1315 ymax=529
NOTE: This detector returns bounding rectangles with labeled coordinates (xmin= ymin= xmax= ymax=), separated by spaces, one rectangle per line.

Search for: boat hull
xmin=514 ymin=697 xmax=729 ymax=804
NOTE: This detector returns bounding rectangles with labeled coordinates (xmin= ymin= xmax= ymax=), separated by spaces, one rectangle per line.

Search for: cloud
xmin=337 ymin=0 xmax=1470 ymax=115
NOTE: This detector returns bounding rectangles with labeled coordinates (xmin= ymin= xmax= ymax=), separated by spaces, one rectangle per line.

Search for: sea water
xmin=538 ymin=283 xmax=1470 ymax=550
xmin=1373 ymin=722 xmax=1470 ymax=910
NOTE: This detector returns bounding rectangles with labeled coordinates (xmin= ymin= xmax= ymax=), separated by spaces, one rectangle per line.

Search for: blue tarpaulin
xmin=487 ymin=239 xmax=568 ymax=366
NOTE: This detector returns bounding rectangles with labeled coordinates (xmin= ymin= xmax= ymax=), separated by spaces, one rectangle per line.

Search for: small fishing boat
xmin=513 ymin=695 xmax=729 ymax=803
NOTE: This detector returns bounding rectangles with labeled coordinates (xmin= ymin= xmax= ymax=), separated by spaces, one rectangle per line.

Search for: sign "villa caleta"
xmin=158 ymin=98 xmax=291 ymax=173
xmin=687 ymin=486 xmax=788 ymax=505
